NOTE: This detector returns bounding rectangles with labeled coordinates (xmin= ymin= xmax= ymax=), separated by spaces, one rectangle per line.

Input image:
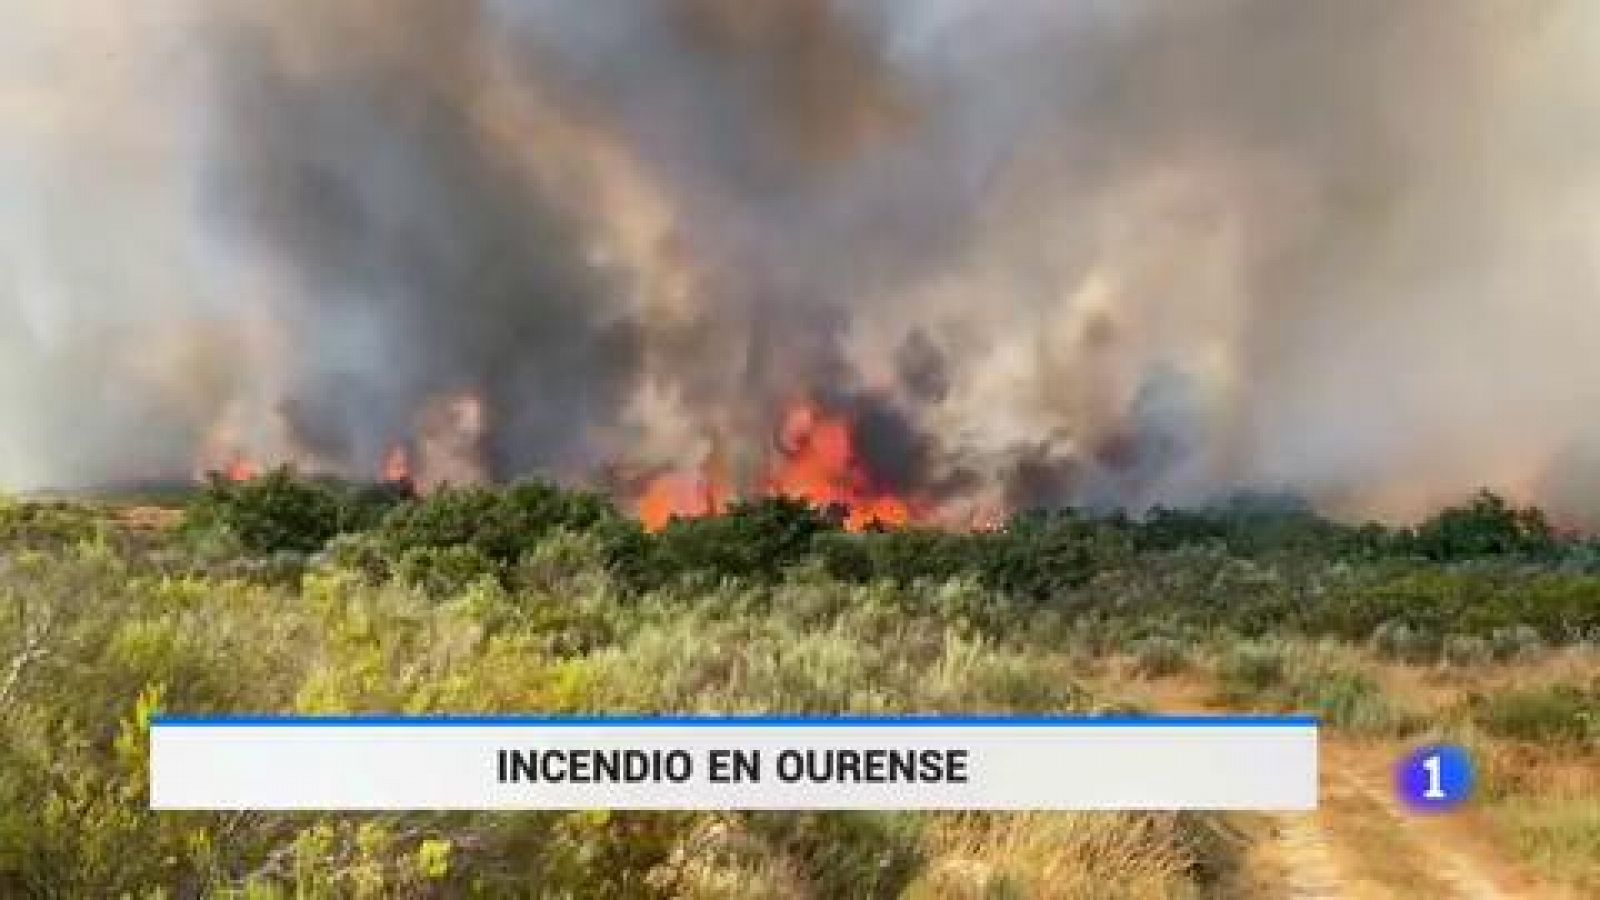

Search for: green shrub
xmin=653 ymin=496 xmax=835 ymax=582
xmin=514 ymin=527 xmax=618 ymax=591
xmin=395 ymin=544 xmax=498 ymax=595
xmin=369 ymin=479 xmax=629 ymax=585
xmin=970 ymin=512 xmax=1099 ymax=603
xmin=1310 ymin=568 xmax=1598 ymax=645
xmin=317 ymin=531 xmax=394 ymax=581
xmin=1412 ymin=490 xmax=1557 ymax=562
xmin=1129 ymin=636 xmax=1191 ymax=677
xmin=1441 ymin=634 xmax=1495 ymax=668
xmin=1211 ymin=638 xmax=1414 ymax=734
xmin=407 ymin=479 xmax=615 ymax=556
xmin=1298 ymin=669 xmax=1411 ymax=733
xmin=183 ymin=468 xmax=404 ymax=557
xmin=1473 ymin=683 xmax=1600 ymax=745
xmin=815 ymin=528 xmax=972 ymax=586
xmin=0 ymin=498 xmax=110 ymax=550
xmin=170 ymin=478 xmax=1600 ymax=645
xmin=1370 ymin=619 xmax=1437 ymax=663
xmin=1215 ymin=640 xmax=1289 ymax=699
xmin=1489 ymin=625 xmax=1548 ymax=663
xmin=374 ymin=485 xmax=501 ymax=554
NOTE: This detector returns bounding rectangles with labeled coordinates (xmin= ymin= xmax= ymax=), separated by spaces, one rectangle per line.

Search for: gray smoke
xmin=4 ymin=1 xmax=1600 ymax=524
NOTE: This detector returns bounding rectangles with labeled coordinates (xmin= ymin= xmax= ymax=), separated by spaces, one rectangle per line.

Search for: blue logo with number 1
xmin=1396 ymin=744 xmax=1473 ymax=813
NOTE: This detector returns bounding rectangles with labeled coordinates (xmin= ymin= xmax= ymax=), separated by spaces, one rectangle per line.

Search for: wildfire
xmin=198 ymin=420 xmax=265 ymax=483
xmin=637 ymin=469 xmax=730 ymax=531
xmin=197 ymin=393 xmax=922 ymax=532
xmin=766 ymin=401 xmax=911 ymax=530
xmin=381 ymin=444 xmax=414 ymax=485
xmin=223 ymin=455 xmax=260 ymax=483
xmin=636 ymin=398 xmax=916 ymax=532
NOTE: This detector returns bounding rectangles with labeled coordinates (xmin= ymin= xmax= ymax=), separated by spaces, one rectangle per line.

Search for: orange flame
xmin=636 ymin=437 xmax=734 ymax=530
xmin=636 ymin=398 xmax=916 ymax=532
xmin=381 ymin=444 xmax=414 ymax=485
xmin=637 ymin=469 xmax=731 ymax=531
xmin=766 ymin=400 xmax=911 ymax=531
xmin=223 ymin=456 xmax=260 ymax=483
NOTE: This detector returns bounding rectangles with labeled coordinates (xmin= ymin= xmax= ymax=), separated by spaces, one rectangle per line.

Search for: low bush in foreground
xmin=2 ymin=479 xmax=1596 ymax=894
xmin=1213 ymin=639 xmax=1418 ymax=734
xmin=1472 ymin=683 xmax=1600 ymax=746
xmin=0 ymin=542 xmax=1171 ymax=896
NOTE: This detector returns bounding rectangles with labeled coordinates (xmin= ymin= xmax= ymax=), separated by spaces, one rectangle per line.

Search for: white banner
xmin=150 ymin=716 xmax=1318 ymax=811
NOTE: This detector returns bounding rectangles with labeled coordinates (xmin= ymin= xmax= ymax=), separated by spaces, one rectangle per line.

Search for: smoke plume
xmin=5 ymin=1 xmax=1600 ymax=524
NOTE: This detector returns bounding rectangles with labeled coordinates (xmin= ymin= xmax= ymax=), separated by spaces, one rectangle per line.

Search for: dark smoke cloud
xmin=197 ymin=2 xmax=644 ymax=478
xmin=4 ymin=1 xmax=1600 ymax=524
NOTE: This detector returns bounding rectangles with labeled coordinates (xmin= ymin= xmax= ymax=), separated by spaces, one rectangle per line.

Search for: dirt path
xmin=1301 ymin=739 xmax=1519 ymax=899
xmin=1114 ymin=673 xmax=1560 ymax=899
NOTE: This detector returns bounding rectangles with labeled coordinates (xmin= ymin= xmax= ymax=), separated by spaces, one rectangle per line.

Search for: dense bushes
xmin=4 ymin=480 xmax=1596 ymax=894
xmin=1312 ymin=568 xmax=1599 ymax=645
xmin=1411 ymin=490 xmax=1558 ymax=562
xmin=182 ymin=468 xmax=407 ymax=557
xmin=1213 ymin=639 xmax=1417 ymax=734
xmin=374 ymin=481 xmax=618 ymax=566
xmin=169 ymin=476 xmax=1600 ymax=642
xmin=0 ymin=543 xmax=1113 ymax=895
xmin=653 ymin=497 xmax=834 ymax=581
xmin=0 ymin=496 xmax=112 ymax=550
xmin=1472 ymin=682 xmax=1600 ymax=745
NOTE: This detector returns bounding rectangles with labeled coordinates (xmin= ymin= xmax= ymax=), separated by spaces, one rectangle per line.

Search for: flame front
xmin=381 ymin=445 xmax=414 ymax=486
xmin=223 ymin=456 xmax=260 ymax=483
xmin=637 ymin=398 xmax=916 ymax=531
xmin=637 ymin=469 xmax=729 ymax=531
xmin=765 ymin=400 xmax=912 ymax=530
xmin=197 ymin=389 xmax=927 ymax=530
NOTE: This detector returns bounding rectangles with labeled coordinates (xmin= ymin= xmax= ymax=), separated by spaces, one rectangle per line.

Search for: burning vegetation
xmin=635 ymin=397 xmax=918 ymax=532
xmin=8 ymin=2 xmax=1600 ymax=530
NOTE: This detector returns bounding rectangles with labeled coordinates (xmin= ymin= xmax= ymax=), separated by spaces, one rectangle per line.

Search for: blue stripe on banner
xmin=150 ymin=714 xmax=1318 ymax=728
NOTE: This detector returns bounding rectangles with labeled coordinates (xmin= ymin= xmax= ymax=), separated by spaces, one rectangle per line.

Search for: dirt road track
xmin=1266 ymin=740 xmax=1564 ymax=900
xmin=1116 ymin=675 xmax=1566 ymax=899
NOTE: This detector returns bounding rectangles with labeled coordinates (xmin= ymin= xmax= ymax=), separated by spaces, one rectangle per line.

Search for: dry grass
xmin=1379 ymin=644 xmax=1600 ymax=712
xmin=1455 ymin=736 xmax=1600 ymax=895
xmin=1336 ymin=647 xmax=1600 ymax=896
xmin=1497 ymin=799 xmax=1600 ymax=895
xmin=904 ymin=812 xmax=1233 ymax=900
xmin=1173 ymin=637 xmax=1598 ymax=897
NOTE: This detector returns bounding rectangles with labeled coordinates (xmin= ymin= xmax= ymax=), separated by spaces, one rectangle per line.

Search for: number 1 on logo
xmin=1422 ymin=753 xmax=1446 ymax=799
xmin=1398 ymin=744 xmax=1470 ymax=812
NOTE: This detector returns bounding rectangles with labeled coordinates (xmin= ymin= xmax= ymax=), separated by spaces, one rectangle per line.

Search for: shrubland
xmin=0 ymin=474 xmax=1595 ymax=896
xmin=164 ymin=471 xmax=1600 ymax=646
